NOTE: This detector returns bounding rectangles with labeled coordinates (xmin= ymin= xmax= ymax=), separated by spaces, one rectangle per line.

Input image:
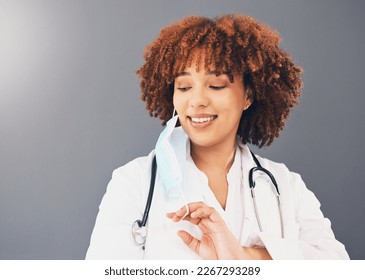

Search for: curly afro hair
xmin=136 ymin=14 xmax=302 ymax=147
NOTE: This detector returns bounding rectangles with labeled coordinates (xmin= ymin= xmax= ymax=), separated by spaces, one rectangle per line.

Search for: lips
xmin=190 ymin=116 xmax=216 ymax=123
xmin=187 ymin=114 xmax=218 ymax=127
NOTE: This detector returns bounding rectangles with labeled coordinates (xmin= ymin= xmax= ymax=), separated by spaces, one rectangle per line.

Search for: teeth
xmin=191 ymin=116 xmax=215 ymax=123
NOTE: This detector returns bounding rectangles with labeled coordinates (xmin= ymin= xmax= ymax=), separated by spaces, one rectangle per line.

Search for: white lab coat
xmin=86 ymin=127 xmax=349 ymax=260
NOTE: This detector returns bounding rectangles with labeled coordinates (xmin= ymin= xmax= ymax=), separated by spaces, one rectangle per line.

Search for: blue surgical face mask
xmin=154 ymin=113 xmax=190 ymax=219
xmin=155 ymin=114 xmax=182 ymax=198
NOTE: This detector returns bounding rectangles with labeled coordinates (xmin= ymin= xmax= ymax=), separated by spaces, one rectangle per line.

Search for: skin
xmin=173 ymin=65 xmax=248 ymax=154
xmin=167 ymin=59 xmax=272 ymax=260
xmin=166 ymin=202 xmax=272 ymax=260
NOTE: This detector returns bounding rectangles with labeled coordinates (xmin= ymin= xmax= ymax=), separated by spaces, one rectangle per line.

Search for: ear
xmin=243 ymin=87 xmax=253 ymax=111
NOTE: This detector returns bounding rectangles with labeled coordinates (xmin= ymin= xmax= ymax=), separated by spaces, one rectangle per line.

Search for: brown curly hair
xmin=136 ymin=14 xmax=302 ymax=147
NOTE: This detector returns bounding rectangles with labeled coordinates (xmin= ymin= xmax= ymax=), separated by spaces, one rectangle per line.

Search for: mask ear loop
xmin=175 ymin=131 xmax=189 ymax=222
xmin=172 ymin=108 xmax=177 ymax=118
xmin=179 ymin=187 xmax=190 ymax=222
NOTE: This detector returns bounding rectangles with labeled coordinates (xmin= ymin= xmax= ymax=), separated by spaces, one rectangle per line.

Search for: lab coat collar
xmin=167 ymin=128 xmax=280 ymax=245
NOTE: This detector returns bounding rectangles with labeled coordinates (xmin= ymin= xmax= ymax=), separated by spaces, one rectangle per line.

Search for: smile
xmin=190 ymin=116 xmax=217 ymax=123
xmin=187 ymin=115 xmax=218 ymax=128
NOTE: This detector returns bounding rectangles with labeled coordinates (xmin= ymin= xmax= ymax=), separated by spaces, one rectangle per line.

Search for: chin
xmin=181 ymin=125 xmax=224 ymax=148
xmin=188 ymin=135 xmax=219 ymax=149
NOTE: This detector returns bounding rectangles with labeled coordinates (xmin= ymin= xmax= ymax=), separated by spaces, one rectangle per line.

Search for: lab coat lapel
xmin=239 ymin=145 xmax=282 ymax=245
xmin=252 ymin=168 xmax=282 ymax=238
xmin=239 ymin=145 xmax=260 ymax=245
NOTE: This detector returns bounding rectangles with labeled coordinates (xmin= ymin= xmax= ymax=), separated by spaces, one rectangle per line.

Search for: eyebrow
xmin=175 ymin=70 xmax=228 ymax=77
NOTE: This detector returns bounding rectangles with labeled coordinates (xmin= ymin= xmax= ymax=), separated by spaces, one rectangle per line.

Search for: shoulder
xmin=103 ymin=150 xmax=155 ymax=200
xmin=86 ymin=151 xmax=155 ymax=260
xmin=97 ymin=150 xmax=156 ymax=215
xmin=111 ymin=150 xmax=155 ymax=180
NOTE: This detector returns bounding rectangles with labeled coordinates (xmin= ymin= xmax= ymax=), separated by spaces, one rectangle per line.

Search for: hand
xmin=166 ymin=202 xmax=245 ymax=259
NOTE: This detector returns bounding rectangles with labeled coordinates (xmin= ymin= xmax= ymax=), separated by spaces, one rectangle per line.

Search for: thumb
xmin=177 ymin=230 xmax=200 ymax=254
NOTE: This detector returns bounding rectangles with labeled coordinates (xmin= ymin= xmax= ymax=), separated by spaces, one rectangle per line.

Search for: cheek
xmin=173 ymin=93 xmax=185 ymax=112
xmin=219 ymin=94 xmax=244 ymax=111
xmin=221 ymin=96 xmax=245 ymax=121
xmin=172 ymin=94 xmax=178 ymax=111
xmin=172 ymin=91 xmax=177 ymax=105
xmin=233 ymin=93 xmax=247 ymax=112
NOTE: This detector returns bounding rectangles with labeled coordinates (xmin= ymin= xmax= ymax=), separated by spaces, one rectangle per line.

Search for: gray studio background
xmin=0 ymin=0 xmax=364 ymax=259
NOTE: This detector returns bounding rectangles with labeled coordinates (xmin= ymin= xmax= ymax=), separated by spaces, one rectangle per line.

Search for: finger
xmin=167 ymin=202 xmax=216 ymax=223
xmin=190 ymin=207 xmax=222 ymax=223
xmin=179 ymin=215 xmax=201 ymax=225
xmin=180 ymin=204 xmax=190 ymax=221
xmin=184 ymin=201 xmax=209 ymax=213
xmin=167 ymin=209 xmax=189 ymax=222
xmin=173 ymin=202 xmax=209 ymax=217
xmin=166 ymin=212 xmax=175 ymax=219
xmin=174 ymin=202 xmax=211 ymax=220
xmin=167 ymin=211 xmax=202 ymax=224
xmin=166 ymin=209 xmax=187 ymax=222
xmin=170 ymin=201 xmax=210 ymax=218
xmin=177 ymin=230 xmax=201 ymax=255
xmin=173 ymin=205 xmax=190 ymax=219
xmin=166 ymin=213 xmax=184 ymax=222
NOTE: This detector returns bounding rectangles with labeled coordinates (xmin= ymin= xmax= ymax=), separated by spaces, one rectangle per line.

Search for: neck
xmin=190 ymin=139 xmax=237 ymax=173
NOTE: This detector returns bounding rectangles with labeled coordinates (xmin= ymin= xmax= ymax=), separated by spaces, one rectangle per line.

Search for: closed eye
xmin=177 ymin=87 xmax=191 ymax=92
xmin=210 ymin=85 xmax=226 ymax=90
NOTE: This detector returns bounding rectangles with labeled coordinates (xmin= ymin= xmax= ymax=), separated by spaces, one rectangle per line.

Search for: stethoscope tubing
xmin=132 ymin=156 xmax=157 ymax=246
xmin=132 ymin=150 xmax=285 ymax=246
xmin=249 ymin=151 xmax=284 ymax=238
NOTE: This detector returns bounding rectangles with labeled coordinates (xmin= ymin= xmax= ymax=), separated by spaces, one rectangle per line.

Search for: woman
xmin=86 ymin=14 xmax=349 ymax=259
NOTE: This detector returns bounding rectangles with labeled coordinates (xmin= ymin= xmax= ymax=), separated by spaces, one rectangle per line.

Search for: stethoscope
xmin=248 ymin=151 xmax=284 ymax=238
xmin=132 ymin=150 xmax=284 ymax=247
xmin=132 ymin=156 xmax=157 ymax=247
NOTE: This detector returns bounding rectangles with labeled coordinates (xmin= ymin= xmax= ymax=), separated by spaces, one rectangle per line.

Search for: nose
xmin=189 ymin=86 xmax=209 ymax=108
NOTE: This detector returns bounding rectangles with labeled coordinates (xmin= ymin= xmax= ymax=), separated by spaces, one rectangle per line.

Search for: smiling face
xmin=173 ymin=61 xmax=251 ymax=150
